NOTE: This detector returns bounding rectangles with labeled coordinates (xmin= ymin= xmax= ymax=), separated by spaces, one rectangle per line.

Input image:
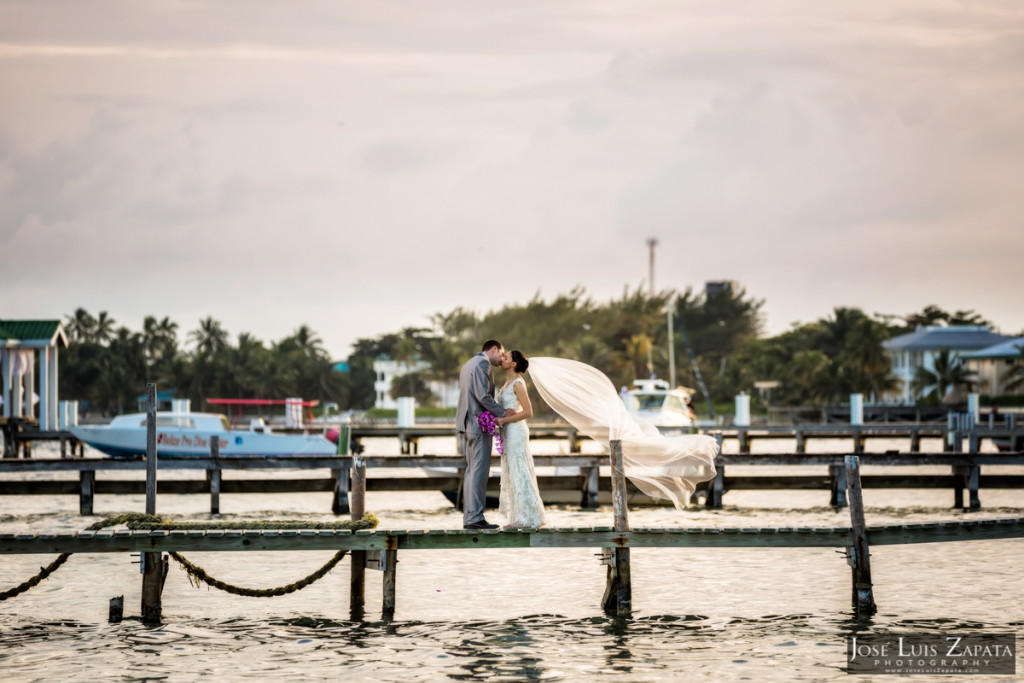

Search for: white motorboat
xmin=69 ymin=412 xmax=338 ymax=458
xmin=621 ymin=378 xmax=696 ymax=428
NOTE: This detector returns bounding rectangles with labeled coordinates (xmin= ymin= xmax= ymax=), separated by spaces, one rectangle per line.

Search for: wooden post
xmin=382 ymin=535 xmax=398 ymax=620
xmin=141 ymin=383 xmax=164 ymax=623
xmin=581 ymin=465 xmax=599 ymax=508
xmin=830 ymin=464 xmax=848 ymax=508
xmin=108 ymin=595 xmax=123 ymax=623
xmin=968 ymin=431 xmax=981 ymax=510
xmin=349 ymin=455 xmax=366 ymax=619
xmin=333 ymin=423 xmax=351 ymax=514
xmin=795 ymin=430 xmax=806 ymax=454
xmin=707 ymin=434 xmax=725 ymax=509
xmin=844 ymin=455 xmax=876 ymax=617
xmin=601 ymin=439 xmax=631 ymax=616
xmin=207 ymin=470 xmax=221 ymax=515
xmin=79 ymin=469 xmax=95 ymax=516
xmin=333 ymin=465 xmax=350 ymax=514
xmin=951 ymin=428 xmax=965 ymax=509
xmin=208 ymin=437 xmax=221 ymax=514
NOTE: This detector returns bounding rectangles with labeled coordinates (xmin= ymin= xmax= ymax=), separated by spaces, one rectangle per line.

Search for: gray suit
xmin=456 ymin=352 xmax=505 ymax=524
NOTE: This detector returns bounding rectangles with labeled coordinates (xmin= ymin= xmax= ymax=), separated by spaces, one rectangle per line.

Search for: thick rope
xmin=168 ymin=549 xmax=350 ymax=597
xmin=0 ymin=513 xmax=378 ymax=601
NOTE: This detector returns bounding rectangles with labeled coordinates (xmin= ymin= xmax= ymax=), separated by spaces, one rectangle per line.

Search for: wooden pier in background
xmin=347 ymin=421 xmax=1024 ymax=455
xmin=2 ymin=449 xmax=1023 ymax=514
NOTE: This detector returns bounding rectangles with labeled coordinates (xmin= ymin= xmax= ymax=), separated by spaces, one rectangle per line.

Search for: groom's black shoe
xmin=463 ymin=520 xmax=499 ymax=530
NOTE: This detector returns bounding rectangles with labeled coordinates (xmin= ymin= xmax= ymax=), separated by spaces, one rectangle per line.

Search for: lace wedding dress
xmin=497 ymin=378 xmax=546 ymax=528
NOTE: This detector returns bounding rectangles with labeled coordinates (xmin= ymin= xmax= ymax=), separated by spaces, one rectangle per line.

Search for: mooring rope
xmin=0 ymin=513 xmax=379 ymax=601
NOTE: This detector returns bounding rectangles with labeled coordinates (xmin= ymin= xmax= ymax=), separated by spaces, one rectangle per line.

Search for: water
xmin=2 ymin=436 xmax=1023 ymax=681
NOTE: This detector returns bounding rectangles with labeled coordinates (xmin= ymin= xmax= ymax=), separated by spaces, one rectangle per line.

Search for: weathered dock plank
xmin=4 ymin=518 xmax=1024 ymax=555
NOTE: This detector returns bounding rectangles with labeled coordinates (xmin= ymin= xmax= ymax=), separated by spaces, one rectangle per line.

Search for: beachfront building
xmin=372 ymin=356 xmax=459 ymax=410
xmin=0 ymin=319 xmax=69 ymax=430
xmin=883 ymin=325 xmax=1014 ymax=403
xmin=960 ymin=337 xmax=1024 ymax=397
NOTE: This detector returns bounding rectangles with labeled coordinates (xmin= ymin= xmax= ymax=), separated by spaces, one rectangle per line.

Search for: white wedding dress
xmin=497 ymin=378 xmax=546 ymax=528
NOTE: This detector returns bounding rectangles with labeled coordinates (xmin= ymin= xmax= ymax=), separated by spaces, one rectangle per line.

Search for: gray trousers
xmin=458 ymin=430 xmax=492 ymax=524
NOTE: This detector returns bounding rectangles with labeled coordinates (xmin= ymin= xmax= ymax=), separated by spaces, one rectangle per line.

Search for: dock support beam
xmin=382 ymin=536 xmax=398 ymax=620
xmin=829 ymin=465 xmax=848 ymax=508
xmin=844 ymin=455 xmax=876 ymax=618
xmin=141 ymin=383 xmax=165 ymax=623
xmin=208 ymin=438 xmax=221 ymax=515
xmin=601 ymin=439 xmax=631 ymax=616
xmin=706 ymin=434 xmax=725 ymax=509
xmin=581 ymin=466 xmax=599 ymax=508
xmin=349 ymin=455 xmax=367 ymax=619
xmin=79 ymin=470 xmax=94 ymax=516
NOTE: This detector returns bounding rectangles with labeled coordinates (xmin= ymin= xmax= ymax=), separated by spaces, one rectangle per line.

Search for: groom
xmin=456 ymin=339 xmax=513 ymax=529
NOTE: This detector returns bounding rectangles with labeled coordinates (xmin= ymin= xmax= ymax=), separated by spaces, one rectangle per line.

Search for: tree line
xmin=58 ymin=293 xmax=1017 ymax=417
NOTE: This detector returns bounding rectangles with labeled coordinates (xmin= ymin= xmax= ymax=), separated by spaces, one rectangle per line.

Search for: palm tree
xmin=622 ymin=333 xmax=654 ymax=381
xmin=94 ymin=311 xmax=116 ymax=345
xmin=288 ymin=324 xmax=328 ymax=360
xmin=911 ymin=348 xmax=976 ymax=403
xmin=421 ymin=338 xmax=462 ymax=407
xmin=189 ymin=317 xmax=229 ymax=356
xmin=842 ymin=317 xmax=895 ymax=399
xmin=391 ymin=336 xmax=420 ymax=398
xmin=65 ymin=308 xmax=98 ymax=343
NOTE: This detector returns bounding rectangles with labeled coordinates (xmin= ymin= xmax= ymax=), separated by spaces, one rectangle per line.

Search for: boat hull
xmin=68 ymin=425 xmax=338 ymax=459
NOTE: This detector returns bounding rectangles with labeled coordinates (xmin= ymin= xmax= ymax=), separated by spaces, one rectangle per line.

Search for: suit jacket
xmin=456 ymin=352 xmax=505 ymax=433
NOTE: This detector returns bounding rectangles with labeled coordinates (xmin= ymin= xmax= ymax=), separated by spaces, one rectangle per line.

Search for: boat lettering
xmin=156 ymin=433 xmax=228 ymax=449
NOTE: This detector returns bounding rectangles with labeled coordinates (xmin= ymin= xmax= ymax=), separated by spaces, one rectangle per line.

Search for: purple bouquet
xmin=477 ymin=412 xmax=504 ymax=455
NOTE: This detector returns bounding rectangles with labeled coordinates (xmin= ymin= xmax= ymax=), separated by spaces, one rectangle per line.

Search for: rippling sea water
xmin=2 ymin=435 xmax=1023 ymax=681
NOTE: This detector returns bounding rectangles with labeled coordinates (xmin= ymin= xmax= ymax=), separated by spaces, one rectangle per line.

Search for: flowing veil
xmin=527 ymin=357 xmax=719 ymax=509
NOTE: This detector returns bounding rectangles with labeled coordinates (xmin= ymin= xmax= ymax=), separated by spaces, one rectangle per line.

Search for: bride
xmin=495 ymin=350 xmax=546 ymax=529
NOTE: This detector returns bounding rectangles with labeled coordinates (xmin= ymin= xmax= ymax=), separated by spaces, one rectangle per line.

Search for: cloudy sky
xmin=2 ymin=1 xmax=1023 ymax=358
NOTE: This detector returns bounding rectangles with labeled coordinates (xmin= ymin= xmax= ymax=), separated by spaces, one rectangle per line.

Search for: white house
xmin=883 ymin=325 xmax=1014 ymax=403
xmin=372 ymin=356 xmax=459 ymax=410
xmin=960 ymin=337 xmax=1024 ymax=397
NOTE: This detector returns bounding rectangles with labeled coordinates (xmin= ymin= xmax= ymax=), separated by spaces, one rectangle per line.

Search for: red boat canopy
xmin=207 ymin=398 xmax=321 ymax=407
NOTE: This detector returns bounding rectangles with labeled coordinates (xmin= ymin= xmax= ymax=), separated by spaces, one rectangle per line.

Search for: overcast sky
xmin=3 ymin=1 xmax=1023 ymax=358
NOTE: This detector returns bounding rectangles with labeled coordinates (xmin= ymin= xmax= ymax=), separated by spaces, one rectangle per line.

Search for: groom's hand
xmin=504 ymin=409 xmax=515 ymax=417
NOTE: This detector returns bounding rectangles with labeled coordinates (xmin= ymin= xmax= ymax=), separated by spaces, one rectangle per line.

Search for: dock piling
xmin=141 ymin=383 xmax=164 ymax=623
xmin=601 ymin=439 xmax=631 ymax=616
xmin=79 ymin=470 xmax=94 ymax=516
xmin=350 ymin=455 xmax=367 ymax=619
xmin=208 ymin=438 xmax=221 ymax=514
xmin=844 ymin=455 xmax=876 ymax=617
xmin=382 ymin=536 xmax=398 ymax=620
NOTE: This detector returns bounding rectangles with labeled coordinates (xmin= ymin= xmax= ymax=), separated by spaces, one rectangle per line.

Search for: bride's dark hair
xmin=510 ymin=350 xmax=529 ymax=373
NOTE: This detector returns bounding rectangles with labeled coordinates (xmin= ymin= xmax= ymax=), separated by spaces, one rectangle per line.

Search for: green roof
xmin=0 ymin=320 xmax=68 ymax=346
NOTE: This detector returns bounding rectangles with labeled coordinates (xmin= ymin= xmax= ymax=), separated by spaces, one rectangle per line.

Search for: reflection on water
xmin=3 ymin=612 xmax=1022 ymax=681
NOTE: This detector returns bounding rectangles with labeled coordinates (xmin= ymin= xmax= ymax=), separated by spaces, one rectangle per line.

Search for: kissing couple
xmin=456 ymin=340 xmax=545 ymax=530
xmin=456 ymin=340 xmax=721 ymax=531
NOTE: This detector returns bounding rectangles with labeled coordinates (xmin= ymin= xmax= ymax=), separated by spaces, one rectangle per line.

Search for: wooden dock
xmin=2 ymin=449 xmax=1023 ymax=514
xmin=3 ymin=453 xmax=1024 ymax=623
xmin=5 ymin=516 xmax=1024 ymax=554
xmin=12 ymin=388 xmax=1024 ymax=623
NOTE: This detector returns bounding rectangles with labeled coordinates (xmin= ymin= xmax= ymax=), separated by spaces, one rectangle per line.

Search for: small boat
xmin=622 ymin=378 xmax=696 ymax=428
xmin=69 ymin=412 xmax=338 ymax=459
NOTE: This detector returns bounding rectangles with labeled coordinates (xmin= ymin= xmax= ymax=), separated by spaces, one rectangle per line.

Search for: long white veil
xmin=527 ymin=357 xmax=718 ymax=509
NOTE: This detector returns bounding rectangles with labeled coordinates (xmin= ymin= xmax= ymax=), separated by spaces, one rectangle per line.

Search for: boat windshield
xmin=665 ymin=395 xmax=685 ymax=412
xmin=635 ymin=394 xmax=664 ymax=410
